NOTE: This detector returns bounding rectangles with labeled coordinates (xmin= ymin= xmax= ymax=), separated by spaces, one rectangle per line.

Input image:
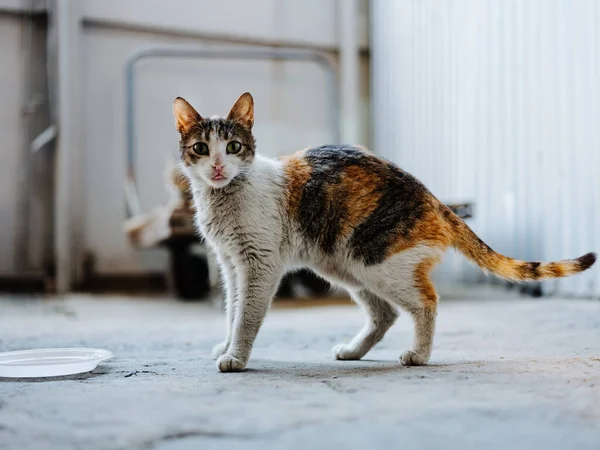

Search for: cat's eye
xmin=226 ymin=141 xmax=242 ymax=154
xmin=192 ymin=142 xmax=209 ymax=156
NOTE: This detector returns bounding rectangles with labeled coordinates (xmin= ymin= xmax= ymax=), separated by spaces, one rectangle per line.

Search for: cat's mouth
xmin=206 ymin=171 xmax=232 ymax=187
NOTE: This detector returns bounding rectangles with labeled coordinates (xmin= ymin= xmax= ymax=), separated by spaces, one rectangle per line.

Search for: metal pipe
xmin=84 ymin=17 xmax=341 ymax=55
xmin=124 ymin=45 xmax=340 ymax=218
xmin=52 ymin=0 xmax=82 ymax=293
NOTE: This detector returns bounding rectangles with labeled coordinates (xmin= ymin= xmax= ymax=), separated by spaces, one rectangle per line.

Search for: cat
xmin=173 ymin=92 xmax=597 ymax=372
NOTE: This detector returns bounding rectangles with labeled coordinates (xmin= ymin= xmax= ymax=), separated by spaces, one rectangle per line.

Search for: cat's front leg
xmin=212 ymin=253 xmax=237 ymax=359
xmin=216 ymin=262 xmax=282 ymax=372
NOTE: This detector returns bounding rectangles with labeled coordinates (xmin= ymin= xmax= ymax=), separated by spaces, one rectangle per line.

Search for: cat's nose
xmin=212 ymin=163 xmax=225 ymax=172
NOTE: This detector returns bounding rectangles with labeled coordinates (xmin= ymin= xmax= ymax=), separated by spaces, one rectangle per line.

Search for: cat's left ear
xmin=173 ymin=97 xmax=203 ymax=134
xmin=227 ymin=92 xmax=254 ymax=130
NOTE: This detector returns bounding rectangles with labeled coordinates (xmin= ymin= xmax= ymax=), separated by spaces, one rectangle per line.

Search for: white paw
xmin=332 ymin=344 xmax=363 ymax=361
xmin=216 ymin=354 xmax=246 ymax=372
xmin=212 ymin=342 xmax=228 ymax=359
xmin=400 ymin=350 xmax=427 ymax=366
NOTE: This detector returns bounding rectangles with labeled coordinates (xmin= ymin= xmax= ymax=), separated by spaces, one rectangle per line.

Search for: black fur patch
xmin=576 ymin=252 xmax=597 ymax=271
xmin=297 ymin=145 xmax=430 ymax=265
xmin=520 ymin=261 xmax=541 ymax=279
xmin=297 ymin=147 xmax=346 ymax=253
xmin=348 ymin=163 xmax=428 ymax=265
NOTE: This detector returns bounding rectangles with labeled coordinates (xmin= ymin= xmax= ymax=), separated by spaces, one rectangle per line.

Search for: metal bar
xmin=339 ymin=0 xmax=360 ymax=145
xmin=84 ymin=17 xmax=341 ymax=55
xmin=124 ymin=45 xmax=340 ymax=218
xmin=52 ymin=0 xmax=82 ymax=293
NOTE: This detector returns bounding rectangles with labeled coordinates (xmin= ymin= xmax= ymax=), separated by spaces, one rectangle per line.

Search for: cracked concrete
xmin=0 ymin=287 xmax=599 ymax=450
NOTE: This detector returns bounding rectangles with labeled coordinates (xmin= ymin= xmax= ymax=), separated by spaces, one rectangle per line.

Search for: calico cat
xmin=173 ymin=92 xmax=596 ymax=372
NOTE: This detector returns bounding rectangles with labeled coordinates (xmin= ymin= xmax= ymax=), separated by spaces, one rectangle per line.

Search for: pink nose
xmin=212 ymin=164 xmax=225 ymax=172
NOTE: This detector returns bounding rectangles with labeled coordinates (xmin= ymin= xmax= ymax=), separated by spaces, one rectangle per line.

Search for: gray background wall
xmin=0 ymin=2 xmax=50 ymax=276
xmin=0 ymin=14 xmax=28 ymax=274
xmin=0 ymin=0 xmax=370 ymax=277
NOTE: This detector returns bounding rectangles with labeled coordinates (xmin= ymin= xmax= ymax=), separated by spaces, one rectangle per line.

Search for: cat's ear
xmin=227 ymin=92 xmax=254 ymax=130
xmin=173 ymin=97 xmax=203 ymax=134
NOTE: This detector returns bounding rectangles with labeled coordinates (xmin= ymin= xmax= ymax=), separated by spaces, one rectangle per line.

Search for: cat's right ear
xmin=173 ymin=97 xmax=203 ymax=134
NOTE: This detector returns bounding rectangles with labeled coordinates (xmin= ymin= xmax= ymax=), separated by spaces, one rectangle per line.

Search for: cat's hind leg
xmin=400 ymin=256 xmax=439 ymax=366
xmin=363 ymin=245 xmax=442 ymax=366
xmin=332 ymin=289 xmax=398 ymax=361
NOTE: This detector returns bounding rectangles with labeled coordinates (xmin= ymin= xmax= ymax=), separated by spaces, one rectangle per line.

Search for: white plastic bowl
xmin=0 ymin=348 xmax=113 ymax=378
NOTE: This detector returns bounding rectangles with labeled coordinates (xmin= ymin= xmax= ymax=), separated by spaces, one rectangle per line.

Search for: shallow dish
xmin=0 ymin=348 xmax=113 ymax=378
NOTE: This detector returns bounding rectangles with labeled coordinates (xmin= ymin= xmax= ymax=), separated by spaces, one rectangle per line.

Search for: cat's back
xmin=282 ymin=145 xmax=450 ymax=264
xmin=281 ymin=144 xmax=432 ymax=221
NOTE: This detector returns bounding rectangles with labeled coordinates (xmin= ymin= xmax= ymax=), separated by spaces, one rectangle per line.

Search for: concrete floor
xmin=0 ymin=287 xmax=599 ymax=450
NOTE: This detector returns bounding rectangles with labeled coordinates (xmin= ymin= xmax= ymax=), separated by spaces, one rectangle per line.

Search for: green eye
xmin=226 ymin=141 xmax=242 ymax=154
xmin=192 ymin=142 xmax=209 ymax=155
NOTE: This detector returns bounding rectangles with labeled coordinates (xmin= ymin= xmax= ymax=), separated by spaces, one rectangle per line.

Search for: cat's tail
xmin=447 ymin=209 xmax=596 ymax=281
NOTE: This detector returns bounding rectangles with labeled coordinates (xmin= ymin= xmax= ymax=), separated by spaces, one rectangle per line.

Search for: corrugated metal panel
xmin=372 ymin=0 xmax=599 ymax=297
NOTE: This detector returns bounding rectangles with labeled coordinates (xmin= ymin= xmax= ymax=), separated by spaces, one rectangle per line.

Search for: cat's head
xmin=172 ymin=92 xmax=256 ymax=188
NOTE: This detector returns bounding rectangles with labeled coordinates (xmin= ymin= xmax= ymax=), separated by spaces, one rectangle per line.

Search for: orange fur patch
xmin=449 ymin=209 xmax=594 ymax=281
xmin=387 ymin=201 xmax=454 ymax=258
xmin=544 ymin=262 xmax=566 ymax=277
xmin=282 ymin=150 xmax=312 ymax=218
xmin=333 ymin=165 xmax=382 ymax=238
xmin=414 ymin=257 xmax=440 ymax=309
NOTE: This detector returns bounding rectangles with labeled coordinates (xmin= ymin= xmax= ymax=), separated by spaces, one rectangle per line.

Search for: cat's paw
xmin=216 ymin=354 xmax=246 ymax=372
xmin=212 ymin=342 xmax=228 ymax=359
xmin=332 ymin=344 xmax=363 ymax=361
xmin=400 ymin=350 xmax=427 ymax=366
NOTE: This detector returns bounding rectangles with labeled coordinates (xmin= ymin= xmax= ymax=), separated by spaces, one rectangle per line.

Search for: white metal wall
xmin=372 ymin=0 xmax=600 ymax=297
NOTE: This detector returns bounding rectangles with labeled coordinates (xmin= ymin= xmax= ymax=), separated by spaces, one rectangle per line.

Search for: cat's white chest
xmin=193 ymin=201 xmax=224 ymax=238
xmin=193 ymin=196 xmax=245 ymax=252
xmin=189 ymin=156 xmax=286 ymax=258
xmin=193 ymin=202 xmax=211 ymax=229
